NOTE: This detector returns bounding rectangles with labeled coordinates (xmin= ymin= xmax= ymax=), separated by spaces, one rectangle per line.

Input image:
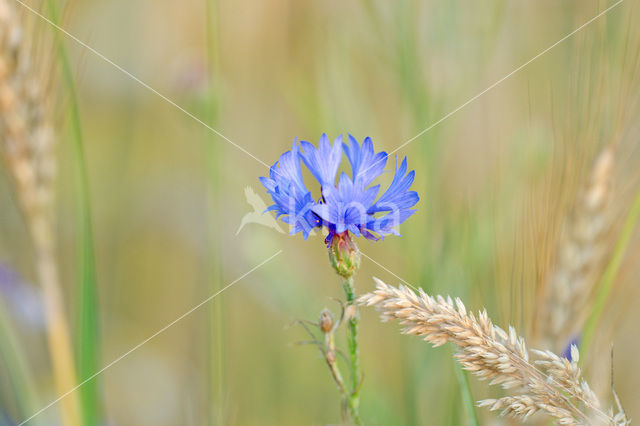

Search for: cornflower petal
xmin=369 ymin=157 xmax=419 ymax=214
xmin=259 ymin=140 xmax=320 ymax=238
xmin=299 ymin=134 xmax=343 ymax=186
xmin=343 ymin=135 xmax=388 ymax=186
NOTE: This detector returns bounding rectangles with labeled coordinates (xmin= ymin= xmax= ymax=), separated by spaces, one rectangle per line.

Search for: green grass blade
xmin=581 ymin=183 xmax=640 ymax=357
xmin=452 ymin=354 xmax=479 ymax=426
xmin=47 ymin=2 xmax=101 ymax=424
xmin=205 ymin=0 xmax=225 ymax=424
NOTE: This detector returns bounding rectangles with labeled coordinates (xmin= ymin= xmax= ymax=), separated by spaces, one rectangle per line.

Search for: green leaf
xmin=47 ymin=2 xmax=101 ymax=424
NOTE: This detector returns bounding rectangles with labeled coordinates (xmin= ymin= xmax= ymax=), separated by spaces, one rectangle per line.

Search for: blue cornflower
xmin=260 ymin=134 xmax=419 ymax=244
xmin=561 ymin=337 xmax=580 ymax=361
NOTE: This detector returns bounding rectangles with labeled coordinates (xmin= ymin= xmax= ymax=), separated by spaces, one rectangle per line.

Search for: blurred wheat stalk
xmin=536 ymin=145 xmax=615 ymax=353
xmin=361 ymin=278 xmax=629 ymax=425
xmin=0 ymin=1 xmax=80 ymax=425
xmin=534 ymin=3 xmax=640 ymax=357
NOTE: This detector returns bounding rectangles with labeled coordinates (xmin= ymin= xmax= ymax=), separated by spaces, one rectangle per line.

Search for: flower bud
xmin=319 ymin=309 xmax=334 ymax=334
xmin=328 ymin=232 xmax=361 ymax=278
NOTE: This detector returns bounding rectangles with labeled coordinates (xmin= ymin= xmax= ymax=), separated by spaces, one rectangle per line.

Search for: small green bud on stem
xmin=328 ymin=232 xmax=361 ymax=278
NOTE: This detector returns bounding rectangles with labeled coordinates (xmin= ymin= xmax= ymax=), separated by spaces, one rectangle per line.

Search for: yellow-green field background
xmin=1 ymin=0 xmax=639 ymax=424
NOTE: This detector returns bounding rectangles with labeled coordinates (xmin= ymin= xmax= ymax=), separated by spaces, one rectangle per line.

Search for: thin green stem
xmin=342 ymin=276 xmax=361 ymax=425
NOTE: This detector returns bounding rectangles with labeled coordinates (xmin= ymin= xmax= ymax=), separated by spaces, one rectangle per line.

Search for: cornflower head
xmin=260 ymin=134 xmax=418 ymax=239
xmin=260 ymin=134 xmax=418 ymax=278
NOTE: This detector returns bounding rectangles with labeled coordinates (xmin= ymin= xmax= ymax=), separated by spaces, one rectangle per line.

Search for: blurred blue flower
xmin=562 ymin=337 xmax=580 ymax=361
xmin=0 ymin=262 xmax=46 ymax=330
xmin=260 ymin=134 xmax=419 ymax=243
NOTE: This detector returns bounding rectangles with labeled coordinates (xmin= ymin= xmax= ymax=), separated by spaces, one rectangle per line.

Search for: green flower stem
xmin=342 ymin=276 xmax=361 ymax=425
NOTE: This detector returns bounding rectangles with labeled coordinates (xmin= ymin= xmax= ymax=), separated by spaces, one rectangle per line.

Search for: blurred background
xmin=1 ymin=0 xmax=639 ymax=424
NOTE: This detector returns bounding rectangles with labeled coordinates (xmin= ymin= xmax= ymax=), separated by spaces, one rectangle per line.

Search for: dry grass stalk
xmin=360 ymin=278 xmax=629 ymax=425
xmin=296 ymin=307 xmax=358 ymax=423
xmin=539 ymin=146 xmax=614 ymax=352
xmin=0 ymin=1 xmax=81 ymax=425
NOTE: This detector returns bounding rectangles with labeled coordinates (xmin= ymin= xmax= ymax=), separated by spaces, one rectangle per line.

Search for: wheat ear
xmin=359 ymin=278 xmax=629 ymax=425
xmin=541 ymin=146 xmax=614 ymax=351
xmin=0 ymin=2 xmax=81 ymax=425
